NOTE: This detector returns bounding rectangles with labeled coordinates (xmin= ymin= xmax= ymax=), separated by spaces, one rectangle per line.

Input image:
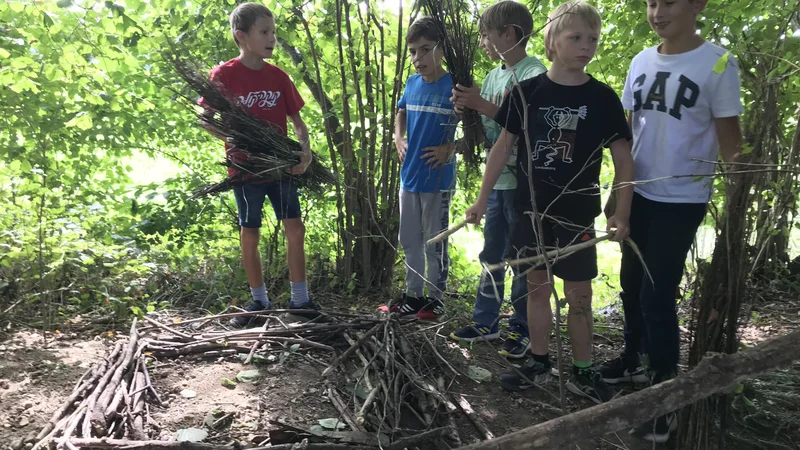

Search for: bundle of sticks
xmin=163 ymin=50 xmax=338 ymax=198
xmin=30 ymin=319 xmax=159 ymax=449
xmin=420 ymin=0 xmax=483 ymax=169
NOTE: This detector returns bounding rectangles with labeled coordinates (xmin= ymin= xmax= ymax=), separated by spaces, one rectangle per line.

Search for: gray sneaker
xmin=567 ymin=367 xmax=618 ymax=404
xmin=499 ymin=356 xmax=551 ymax=391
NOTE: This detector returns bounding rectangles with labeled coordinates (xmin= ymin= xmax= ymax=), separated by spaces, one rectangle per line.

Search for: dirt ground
xmin=1 ymin=293 xmax=797 ymax=450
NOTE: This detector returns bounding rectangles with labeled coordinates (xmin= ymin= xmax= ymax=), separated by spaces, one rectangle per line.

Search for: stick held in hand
xmin=426 ymin=214 xmax=476 ymax=246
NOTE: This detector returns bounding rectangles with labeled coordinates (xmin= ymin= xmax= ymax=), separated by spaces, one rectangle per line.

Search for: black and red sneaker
xmin=415 ymin=297 xmax=444 ymax=321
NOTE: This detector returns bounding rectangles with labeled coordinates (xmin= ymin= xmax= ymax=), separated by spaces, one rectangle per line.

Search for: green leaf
xmin=236 ymin=369 xmax=263 ymax=383
xmin=346 ymin=382 xmax=370 ymax=400
xmin=712 ymin=51 xmax=730 ymax=74
xmin=56 ymin=0 xmax=73 ymax=7
xmin=0 ymin=48 xmax=10 ymax=59
xmin=220 ymin=377 xmax=237 ymax=389
xmin=8 ymin=160 xmax=21 ymax=171
xmin=176 ymin=428 xmax=208 ymax=442
xmin=8 ymin=2 xmax=24 ymax=13
xmin=318 ymin=418 xmax=347 ymax=430
xmin=467 ymin=365 xmax=492 ymax=383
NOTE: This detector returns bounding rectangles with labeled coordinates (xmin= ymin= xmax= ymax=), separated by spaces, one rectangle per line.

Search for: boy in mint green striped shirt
xmin=449 ymin=0 xmax=546 ymax=358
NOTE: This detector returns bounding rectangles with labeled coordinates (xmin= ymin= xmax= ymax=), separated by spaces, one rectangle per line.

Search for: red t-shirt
xmin=198 ymin=58 xmax=305 ymax=180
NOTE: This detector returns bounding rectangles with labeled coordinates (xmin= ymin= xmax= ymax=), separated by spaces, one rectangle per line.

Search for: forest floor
xmin=1 ymin=289 xmax=799 ymax=450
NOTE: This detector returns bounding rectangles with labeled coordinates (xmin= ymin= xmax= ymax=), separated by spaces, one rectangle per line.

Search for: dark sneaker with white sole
xmin=630 ymin=411 xmax=678 ymax=443
xmin=449 ymin=322 xmax=500 ymax=342
xmin=567 ymin=367 xmax=618 ymax=404
xmin=288 ymin=297 xmax=322 ymax=320
xmin=498 ymin=329 xmax=530 ymax=359
xmin=499 ymin=356 xmax=551 ymax=391
xmin=229 ymin=301 xmax=269 ymax=328
xmin=597 ymin=356 xmax=650 ymax=384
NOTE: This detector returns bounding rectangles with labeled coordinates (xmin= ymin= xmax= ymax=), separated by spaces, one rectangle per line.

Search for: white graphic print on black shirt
xmin=533 ymin=105 xmax=588 ymax=169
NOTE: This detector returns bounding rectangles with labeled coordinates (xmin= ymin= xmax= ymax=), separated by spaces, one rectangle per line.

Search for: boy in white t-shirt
xmin=597 ymin=0 xmax=744 ymax=443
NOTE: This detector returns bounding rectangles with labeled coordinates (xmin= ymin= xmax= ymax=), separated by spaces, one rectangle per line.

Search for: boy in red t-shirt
xmin=199 ymin=2 xmax=317 ymax=326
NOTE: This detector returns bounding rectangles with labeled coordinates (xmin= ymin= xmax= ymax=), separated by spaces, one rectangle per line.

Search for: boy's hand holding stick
xmin=426 ymin=214 xmax=477 ymax=246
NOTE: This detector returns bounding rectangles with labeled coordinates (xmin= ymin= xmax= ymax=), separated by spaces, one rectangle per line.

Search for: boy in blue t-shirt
xmin=392 ymin=17 xmax=458 ymax=321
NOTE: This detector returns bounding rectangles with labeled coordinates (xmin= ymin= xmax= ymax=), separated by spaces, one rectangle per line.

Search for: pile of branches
xmin=163 ymin=50 xmax=338 ymax=198
xmin=29 ymin=319 xmax=158 ymax=449
xmin=420 ymin=0 xmax=483 ymax=169
xmin=29 ymin=309 xmax=494 ymax=449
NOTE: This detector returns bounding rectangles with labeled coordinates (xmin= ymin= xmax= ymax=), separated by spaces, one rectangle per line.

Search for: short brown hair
xmin=407 ymin=17 xmax=442 ymax=44
xmin=543 ymin=1 xmax=601 ymax=61
xmin=230 ymin=3 xmax=273 ymax=47
xmin=480 ymin=1 xmax=534 ymax=47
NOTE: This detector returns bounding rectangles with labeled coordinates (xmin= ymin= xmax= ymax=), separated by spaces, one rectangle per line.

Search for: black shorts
xmin=508 ymin=212 xmax=597 ymax=282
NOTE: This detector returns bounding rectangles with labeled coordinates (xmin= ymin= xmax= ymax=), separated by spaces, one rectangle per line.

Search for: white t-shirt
xmin=622 ymin=41 xmax=744 ymax=203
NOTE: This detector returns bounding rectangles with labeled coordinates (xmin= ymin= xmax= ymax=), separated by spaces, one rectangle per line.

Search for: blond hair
xmin=543 ymin=1 xmax=601 ymax=61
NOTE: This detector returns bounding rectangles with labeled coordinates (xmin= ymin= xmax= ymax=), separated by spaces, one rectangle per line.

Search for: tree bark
xmin=453 ymin=329 xmax=800 ymax=450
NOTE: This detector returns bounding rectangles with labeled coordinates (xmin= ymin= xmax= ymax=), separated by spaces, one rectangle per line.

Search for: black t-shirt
xmin=495 ymin=73 xmax=631 ymax=219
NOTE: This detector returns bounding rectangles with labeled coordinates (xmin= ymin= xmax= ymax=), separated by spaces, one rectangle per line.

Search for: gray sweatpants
xmin=399 ymin=189 xmax=451 ymax=300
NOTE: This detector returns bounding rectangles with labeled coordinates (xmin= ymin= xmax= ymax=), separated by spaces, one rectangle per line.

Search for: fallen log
xmin=454 ymin=329 xmax=800 ymax=450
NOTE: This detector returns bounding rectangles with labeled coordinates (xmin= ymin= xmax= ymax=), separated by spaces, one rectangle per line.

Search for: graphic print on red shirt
xmin=198 ymin=58 xmax=305 ymax=181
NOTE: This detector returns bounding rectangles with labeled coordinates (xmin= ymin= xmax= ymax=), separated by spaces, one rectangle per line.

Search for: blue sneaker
xmin=499 ymin=327 xmax=531 ymax=359
xmin=288 ymin=297 xmax=322 ymax=319
xmin=449 ymin=322 xmax=500 ymax=343
xmin=229 ymin=301 xmax=268 ymax=328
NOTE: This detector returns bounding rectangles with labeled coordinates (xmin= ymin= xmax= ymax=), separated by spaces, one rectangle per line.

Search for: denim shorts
xmin=232 ymin=180 xmax=301 ymax=228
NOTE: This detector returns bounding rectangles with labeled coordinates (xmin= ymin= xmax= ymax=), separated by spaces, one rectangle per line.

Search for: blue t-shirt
xmin=397 ymin=73 xmax=458 ymax=193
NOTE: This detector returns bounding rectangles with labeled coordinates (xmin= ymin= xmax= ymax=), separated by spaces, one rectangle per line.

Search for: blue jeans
xmin=473 ymin=189 xmax=529 ymax=332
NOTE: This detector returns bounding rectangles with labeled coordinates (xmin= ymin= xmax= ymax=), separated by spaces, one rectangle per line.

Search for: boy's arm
xmin=199 ymin=110 xmax=228 ymax=141
xmin=604 ymin=111 xmax=635 ymax=219
xmin=289 ymin=111 xmax=313 ymax=175
xmin=607 ymin=137 xmax=634 ymax=242
xmin=465 ymin=130 xmax=517 ymax=225
xmin=395 ymin=109 xmax=408 ymax=163
xmin=715 ymin=116 xmax=743 ymax=164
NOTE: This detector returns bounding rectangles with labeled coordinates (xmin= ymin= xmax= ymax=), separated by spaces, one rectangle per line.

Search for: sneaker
xmin=498 ymin=328 xmax=530 ymax=359
xmin=499 ymin=356 xmax=551 ymax=391
xmin=229 ymin=301 xmax=268 ymax=328
xmin=449 ymin=322 xmax=500 ymax=342
xmin=415 ymin=297 xmax=444 ymax=321
xmin=566 ymin=367 xmax=618 ymax=404
xmin=288 ymin=297 xmax=322 ymax=319
xmin=384 ymin=294 xmax=425 ymax=316
xmin=630 ymin=412 xmax=678 ymax=443
xmin=597 ymin=356 xmax=650 ymax=384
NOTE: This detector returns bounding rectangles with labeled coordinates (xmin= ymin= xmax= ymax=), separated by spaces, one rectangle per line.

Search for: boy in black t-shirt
xmin=466 ymin=0 xmax=634 ymax=404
